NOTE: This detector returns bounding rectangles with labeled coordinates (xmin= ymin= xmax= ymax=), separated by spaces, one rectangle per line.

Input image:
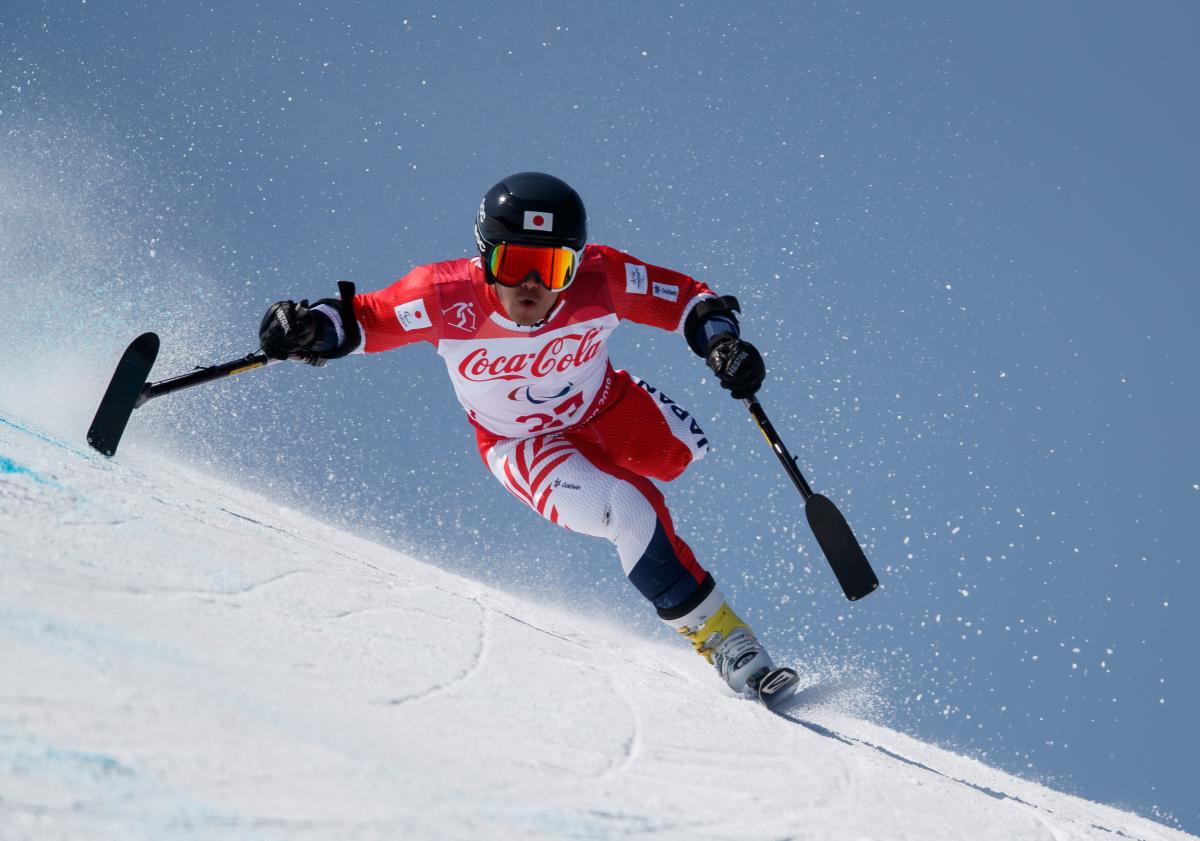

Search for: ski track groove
xmin=38 ymin=570 xmax=310 ymax=602
xmin=592 ymin=660 xmax=642 ymax=783
xmin=329 ymin=587 xmax=451 ymax=621
xmin=374 ymin=597 xmax=490 ymax=707
xmin=97 ymin=515 xmax=142 ymax=528
xmin=775 ymin=708 xmax=1161 ymax=841
xmin=1029 ymin=809 xmax=1075 ymax=841
xmin=140 ymin=498 xmax=359 ymax=568
xmin=214 ymin=505 xmax=366 ymax=565
xmin=474 ymin=602 xmax=576 ymax=644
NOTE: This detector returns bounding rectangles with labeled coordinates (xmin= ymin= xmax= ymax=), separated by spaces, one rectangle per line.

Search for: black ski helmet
xmin=474 ymin=172 xmax=588 ymax=275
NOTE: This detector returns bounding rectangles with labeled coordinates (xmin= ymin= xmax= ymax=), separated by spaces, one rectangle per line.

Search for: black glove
xmin=259 ymin=300 xmax=319 ymax=360
xmin=706 ymin=335 xmax=765 ymax=399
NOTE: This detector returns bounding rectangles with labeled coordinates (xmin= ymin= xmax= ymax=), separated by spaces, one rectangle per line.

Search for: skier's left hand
xmin=706 ymin=335 xmax=765 ymax=399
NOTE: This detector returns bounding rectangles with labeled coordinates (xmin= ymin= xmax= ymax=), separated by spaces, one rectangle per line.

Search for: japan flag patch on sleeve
xmin=394 ymin=298 xmax=431 ymax=332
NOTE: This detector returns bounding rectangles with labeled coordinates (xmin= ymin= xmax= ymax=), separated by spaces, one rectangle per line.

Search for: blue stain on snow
xmin=2 ymin=744 xmax=253 ymax=833
xmin=0 ymin=454 xmax=63 ymax=488
xmin=0 ymin=414 xmax=93 ymax=459
xmin=2 ymin=607 xmax=196 ymax=671
xmin=5 ymin=747 xmax=136 ymax=779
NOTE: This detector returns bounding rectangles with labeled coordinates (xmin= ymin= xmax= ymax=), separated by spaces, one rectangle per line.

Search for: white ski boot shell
xmin=666 ymin=586 xmax=773 ymax=693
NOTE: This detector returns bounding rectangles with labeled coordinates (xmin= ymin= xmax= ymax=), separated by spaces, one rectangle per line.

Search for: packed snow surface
xmin=1 ymin=414 xmax=1194 ymax=841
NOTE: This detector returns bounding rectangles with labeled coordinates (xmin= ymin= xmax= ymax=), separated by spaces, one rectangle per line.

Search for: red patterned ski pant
xmin=476 ymin=369 xmax=711 ymax=611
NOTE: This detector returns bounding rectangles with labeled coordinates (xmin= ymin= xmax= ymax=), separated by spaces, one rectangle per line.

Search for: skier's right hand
xmin=259 ymin=299 xmax=319 ymax=359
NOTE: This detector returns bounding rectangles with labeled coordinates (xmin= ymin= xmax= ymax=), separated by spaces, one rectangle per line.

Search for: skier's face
xmin=493 ymin=274 xmax=560 ymax=326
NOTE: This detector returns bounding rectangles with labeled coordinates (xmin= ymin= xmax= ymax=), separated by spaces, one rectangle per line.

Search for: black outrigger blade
xmin=86 ymin=282 xmax=355 ymax=457
xmin=744 ymin=397 xmax=879 ymax=601
xmin=87 ymin=332 xmax=160 ymax=457
xmin=87 ymin=335 xmax=274 ymax=458
xmin=804 ymin=492 xmax=878 ymax=601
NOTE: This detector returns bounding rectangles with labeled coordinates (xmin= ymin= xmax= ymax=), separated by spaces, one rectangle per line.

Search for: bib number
xmin=517 ymin=392 xmax=586 ymax=433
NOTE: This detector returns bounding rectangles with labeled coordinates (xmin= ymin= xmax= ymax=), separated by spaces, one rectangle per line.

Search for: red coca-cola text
xmin=458 ymin=328 xmax=604 ymax=383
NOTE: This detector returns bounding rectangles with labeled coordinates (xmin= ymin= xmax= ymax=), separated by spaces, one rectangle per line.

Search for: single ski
xmin=87 ymin=332 xmax=159 ymax=457
xmin=755 ymin=666 xmax=799 ymax=711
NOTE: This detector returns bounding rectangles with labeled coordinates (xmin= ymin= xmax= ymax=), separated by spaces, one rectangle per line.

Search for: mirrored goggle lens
xmin=488 ymin=243 xmax=579 ymax=291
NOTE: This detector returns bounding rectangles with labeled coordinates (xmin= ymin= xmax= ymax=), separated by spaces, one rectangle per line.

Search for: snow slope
xmin=1 ymin=414 xmax=1194 ymax=841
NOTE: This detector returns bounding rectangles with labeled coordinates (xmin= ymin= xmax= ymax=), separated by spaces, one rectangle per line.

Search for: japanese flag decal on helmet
xmin=475 ymin=172 xmax=587 ymax=256
xmin=523 ymin=210 xmax=554 ymax=231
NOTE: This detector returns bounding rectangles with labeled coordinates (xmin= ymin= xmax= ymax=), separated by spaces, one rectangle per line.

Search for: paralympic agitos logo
xmin=508 ymin=383 xmax=573 ymax=404
xmin=457 ymin=328 xmax=604 ymax=383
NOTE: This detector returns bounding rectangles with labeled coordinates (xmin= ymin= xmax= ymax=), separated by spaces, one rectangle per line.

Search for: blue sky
xmin=2 ymin=2 xmax=1197 ymax=830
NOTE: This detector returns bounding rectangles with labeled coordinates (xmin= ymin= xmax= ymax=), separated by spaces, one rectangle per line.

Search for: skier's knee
xmin=627 ymin=520 xmax=706 ymax=611
xmin=600 ymin=481 xmax=658 ymax=559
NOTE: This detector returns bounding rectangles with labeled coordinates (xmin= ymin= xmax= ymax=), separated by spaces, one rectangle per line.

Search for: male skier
xmin=259 ymin=172 xmax=787 ymax=698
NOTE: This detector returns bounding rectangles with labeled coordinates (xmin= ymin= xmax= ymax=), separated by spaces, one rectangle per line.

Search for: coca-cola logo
xmin=458 ymin=328 xmax=604 ymax=383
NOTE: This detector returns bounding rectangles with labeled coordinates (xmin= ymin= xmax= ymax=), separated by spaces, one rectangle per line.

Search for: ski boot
xmin=663 ymin=583 xmax=800 ymax=709
xmin=665 ymin=585 xmax=773 ymax=693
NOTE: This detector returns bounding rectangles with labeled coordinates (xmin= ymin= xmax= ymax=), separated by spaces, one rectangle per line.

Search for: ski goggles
xmin=486 ymin=243 xmax=582 ymax=291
